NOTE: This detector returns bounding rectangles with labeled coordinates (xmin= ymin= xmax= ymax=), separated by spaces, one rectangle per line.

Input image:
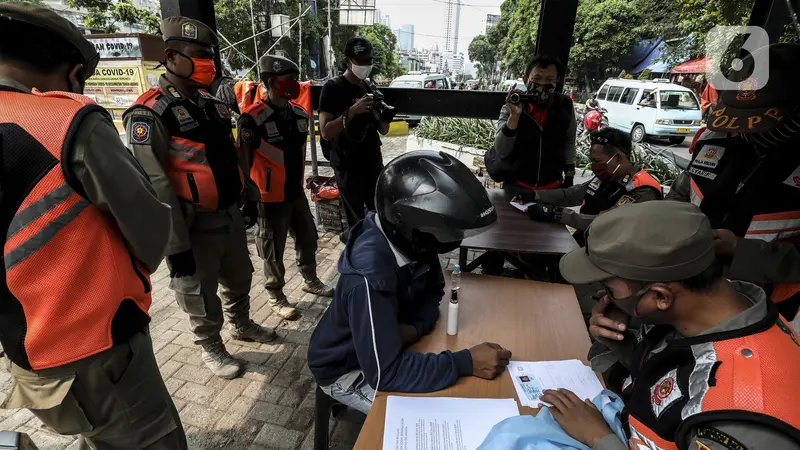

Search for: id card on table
xmin=508 ymin=360 xmax=603 ymax=408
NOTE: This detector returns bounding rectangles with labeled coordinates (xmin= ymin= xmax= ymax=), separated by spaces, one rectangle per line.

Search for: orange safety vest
xmin=241 ymin=101 xmax=308 ymax=202
xmin=130 ymin=87 xmax=245 ymax=211
xmin=688 ymin=129 xmax=800 ymax=307
xmin=235 ymin=79 xmax=267 ymax=112
xmin=580 ymin=169 xmax=663 ymax=215
xmin=290 ymin=81 xmax=313 ymax=117
xmin=622 ymin=301 xmax=800 ymax=450
xmin=0 ymin=88 xmax=151 ymax=370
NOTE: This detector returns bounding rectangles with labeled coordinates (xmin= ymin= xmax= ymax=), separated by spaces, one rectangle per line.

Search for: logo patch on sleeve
xmin=130 ymin=121 xmax=151 ymax=144
xmin=650 ymin=368 xmax=683 ymax=418
xmin=782 ymin=165 xmax=800 ymax=189
xmin=616 ymin=195 xmax=635 ymax=206
xmin=215 ymin=103 xmax=231 ymax=119
xmin=241 ymin=128 xmax=255 ymax=143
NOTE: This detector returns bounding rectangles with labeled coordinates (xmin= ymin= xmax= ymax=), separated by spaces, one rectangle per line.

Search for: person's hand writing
xmin=469 ymin=342 xmax=512 ymax=379
xmin=712 ymin=229 xmax=737 ymax=258
xmin=589 ymin=295 xmax=630 ymax=344
xmin=540 ymin=389 xmax=614 ymax=448
xmin=399 ymin=324 xmax=419 ymax=347
xmin=348 ymin=95 xmax=376 ymax=119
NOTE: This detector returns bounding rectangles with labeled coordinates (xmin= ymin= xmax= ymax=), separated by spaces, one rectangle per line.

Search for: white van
xmin=596 ymin=79 xmax=703 ymax=144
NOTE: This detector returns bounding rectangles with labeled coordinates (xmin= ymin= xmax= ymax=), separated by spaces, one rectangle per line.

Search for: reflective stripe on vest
xmin=689 ymin=177 xmax=704 ymax=207
xmin=746 ymin=211 xmax=800 ymax=303
xmin=166 ymin=137 xmax=219 ymax=210
xmin=0 ymin=90 xmax=151 ymax=370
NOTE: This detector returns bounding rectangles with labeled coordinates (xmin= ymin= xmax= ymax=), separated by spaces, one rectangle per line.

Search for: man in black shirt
xmin=319 ymin=37 xmax=390 ymax=241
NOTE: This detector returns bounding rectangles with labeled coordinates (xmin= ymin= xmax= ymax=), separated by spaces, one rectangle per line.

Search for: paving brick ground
xmin=0 ymin=136 xmax=479 ymax=450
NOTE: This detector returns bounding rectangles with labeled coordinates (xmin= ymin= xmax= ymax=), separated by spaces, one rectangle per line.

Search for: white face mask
xmin=351 ymin=64 xmax=372 ymax=80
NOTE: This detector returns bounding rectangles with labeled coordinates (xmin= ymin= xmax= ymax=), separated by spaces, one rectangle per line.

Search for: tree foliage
xmin=359 ymin=24 xmax=405 ymax=78
xmin=66 ymin=0 xmax=160 ymax=34
xmin=468 ymin=34 xmax=497 ymax=82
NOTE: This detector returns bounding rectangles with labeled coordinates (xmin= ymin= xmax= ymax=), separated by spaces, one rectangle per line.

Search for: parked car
xmin=500 ymin=79 xmax=526 ymax=92
xmin=389 ymin=74 xmax=452 ymax=124
xmin=595 ymin=79 xmax=702 ymax=144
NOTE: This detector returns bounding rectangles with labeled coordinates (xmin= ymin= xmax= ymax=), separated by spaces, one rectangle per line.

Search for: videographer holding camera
xmin=485 ymin=55 xmax=577 ymax=193
xmin=319 ymin=37 xmax=393 ymax=242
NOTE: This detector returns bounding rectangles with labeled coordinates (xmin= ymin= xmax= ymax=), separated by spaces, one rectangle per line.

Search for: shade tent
xmin=671 ymin=56 xmax=710 ymax=74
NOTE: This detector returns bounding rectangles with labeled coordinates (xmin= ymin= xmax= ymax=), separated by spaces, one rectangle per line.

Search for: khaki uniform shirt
xmin=123 ymin=76 xmax=259 ymax=255
xmin=0 ymin=76 xmax=171 ymax=273
xmin=590 ymin=282 xmax=800 ymax=450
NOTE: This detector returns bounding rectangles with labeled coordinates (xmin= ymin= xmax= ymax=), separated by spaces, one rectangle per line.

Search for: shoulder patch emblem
xmin=297 ymin=118 xmax=308 ymax=133
xmin=650 ymin=368 xmax=683 ymax=418
xmin=131 ymin=121 xmax=151 ymax=144
xmin=215 ymin=103 xmax=231 ymax=119
xmin=167 ymin=86 xmax=182 ymax=98
xmin=616 ymin=195 xmax=635 ymax=206
xmin=182 ymin=22 xmax=197 ymax=39
xmin=783 ymin=165 xmax=800 ymax=189
xmin=241 ymin=128 xmax=255 ymax=143
xmin=696 ymin=441 xmax=712 ymax=450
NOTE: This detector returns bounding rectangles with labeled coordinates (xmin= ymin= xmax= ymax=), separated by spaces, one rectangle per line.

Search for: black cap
xmin=0 ymin=3 xmax=100 ymax=76
xmin=709 ymin=43 xmax=800 ymax=134
xmin=345 ymin=37 xmax=374 ymax=62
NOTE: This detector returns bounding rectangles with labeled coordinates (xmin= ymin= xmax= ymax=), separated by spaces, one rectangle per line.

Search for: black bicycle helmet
xmin=376 ymin=151 xmax=497 ymax=259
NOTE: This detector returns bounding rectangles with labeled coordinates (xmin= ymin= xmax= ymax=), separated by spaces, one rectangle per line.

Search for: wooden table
xmin=459 ymin=189 xmax=580 ymax=275
xmin=353 ymin=272 xmax=590 ymax=449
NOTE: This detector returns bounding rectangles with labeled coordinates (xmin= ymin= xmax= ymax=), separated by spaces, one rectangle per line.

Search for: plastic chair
xmin=314 ymin=385 xmax=347 ymax=450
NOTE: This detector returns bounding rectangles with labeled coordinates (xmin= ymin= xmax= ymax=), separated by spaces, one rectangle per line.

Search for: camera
xmin=508 ymin=92 xmax=536 ymax=105
xmin=366 ymin=80 xmax=397 ymax=123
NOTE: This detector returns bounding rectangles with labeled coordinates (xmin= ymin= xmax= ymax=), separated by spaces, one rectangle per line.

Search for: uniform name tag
xmin=782 ymin=165 xmax=800 ymax=189
xmin=693 ymin=145 xmax=725 ymax=169
xmin=171 ymin=106 xmax=195 ymax=126
xmin=268 ymin=136 xmax=284 ymax=143
xmin=265 ymin=122 xmax=280 ymax=137
xmin=688 ymin=166 xmax=717 ymax=180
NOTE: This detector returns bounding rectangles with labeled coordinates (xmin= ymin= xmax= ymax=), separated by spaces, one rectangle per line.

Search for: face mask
xmin=591 ymin=154 xmax=620 ymax=181
xmin=169 ymin=51 xmax=217 ymax=86
xmin=607 ymin=283 xmax=657 ymax=319
xmin=526 ymin=81 xmax=555 ymax=107
xmin=351 ymin=64 xmax=372 ymax=80
xmin=271 ymin=79 xmax=301 ymax=100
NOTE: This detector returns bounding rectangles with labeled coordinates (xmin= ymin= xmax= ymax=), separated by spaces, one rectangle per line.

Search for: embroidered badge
xmin=130 ymin=121 xmax=151 ymax=144
xmin=182 ymin=22 xmax=197 ymax=39
xmin=588 ymin=178 xmax=602 ymax=190
xmin=273 ymin=60 xmax=282 ymax=72
xmin=265 ymin=122 xmax=280 ymax=137
xmin=167 ymin=86 xmax=182 ymax=98
xmin=616 ymin=195 xmax=635 ymax=206
xmin=297 ymin=118 xmax=308 ymax=133
xmin=241 ymin=128 xmax=255 ymax=143
xmin=215 ymin=103 xmax=231 ymax=119
xmin=693 ymin=145 xmax=725 ymax=170
xmin=650 ymin=368 xmax=683 ymax=418
xmin=735 ymin=77 xmax=758 ymax=102
xmin=696 ymin=441 xmax=711 ymax=450
xmin=171 ymin=106 xmax=194 ymax=126
xmin=782 ymin=165 xmax=800 ymax=189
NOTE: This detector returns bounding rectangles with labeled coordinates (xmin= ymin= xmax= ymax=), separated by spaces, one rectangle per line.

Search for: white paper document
xmin=508 ymin=360 xmax=604 ymax=408
xmin=510 ymin=201 xmax=536 ymax=212
xmin=382 ymin=396 xmax=519 ymax=450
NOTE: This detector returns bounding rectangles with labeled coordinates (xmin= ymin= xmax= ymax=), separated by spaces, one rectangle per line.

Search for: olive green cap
xmin=161 ymin=16 xmax=218 ymax=47
xmin=259 ymin=55 xmax=299 ymax=76
xmin=0 ymin=2 xmax=99 ymax=76
xmin=559 ymin=201 xmax=715 ymax=284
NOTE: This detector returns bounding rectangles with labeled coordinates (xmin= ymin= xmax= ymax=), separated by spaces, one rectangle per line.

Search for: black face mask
xmin=526 ymin=81 xmax=556 ymax=107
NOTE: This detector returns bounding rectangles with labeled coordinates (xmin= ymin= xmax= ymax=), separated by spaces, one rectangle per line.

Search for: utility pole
xmin=298 ymin=2 xmax=303 ymax=78
xmin=327 ymin=0 xmax=333 ymax=77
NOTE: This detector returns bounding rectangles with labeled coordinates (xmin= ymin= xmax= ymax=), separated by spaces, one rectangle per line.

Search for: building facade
xmin=486 ymin=14 xmax=500 ymax=33
xmin=395 ymin=24 xmax=415 ymax=51
xmin=443 ymin=0 xmax=460 ymax=54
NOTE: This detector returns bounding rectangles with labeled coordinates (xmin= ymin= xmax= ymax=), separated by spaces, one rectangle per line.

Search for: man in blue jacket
xmin=308 ymin=151 xmax=512 ymax=413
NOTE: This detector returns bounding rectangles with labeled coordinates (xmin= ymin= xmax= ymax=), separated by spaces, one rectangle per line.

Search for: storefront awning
xmin=671 ymin=56 xmax=710 ymax=74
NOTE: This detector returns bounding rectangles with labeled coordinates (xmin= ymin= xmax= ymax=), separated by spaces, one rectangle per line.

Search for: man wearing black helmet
xmin=0 ymin=3 xmax=185 ymax=448
xmin=308 ymin=151 xmax=512 ymax=413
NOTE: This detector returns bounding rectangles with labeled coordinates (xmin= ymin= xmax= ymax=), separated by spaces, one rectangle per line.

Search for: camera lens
xmin=509 ymin=93 xmax=520 ymax=104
